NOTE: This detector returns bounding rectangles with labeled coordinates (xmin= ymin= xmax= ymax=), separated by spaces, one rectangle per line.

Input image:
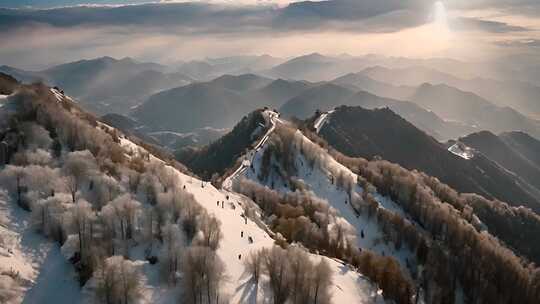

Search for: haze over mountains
xmin=313 ymin=106 xmax=540 ymax=212
xmin=5 ymin=52 xmax=540 ymax=150
xmin=2 ymin=1 xmax=540 ymax=303
xmin=0 ymin=57 xmax=192 ymax=115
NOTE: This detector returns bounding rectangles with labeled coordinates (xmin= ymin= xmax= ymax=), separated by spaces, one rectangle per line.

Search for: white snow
xmin=313 ymin=110 xmax=334 ymax=133
xmin=235 ymin=119 xmax=417 ymax=277
xmin=116 ymin=129 xmax=386 ymax=303
xmin=448 ymin=143 xmax=474 ymax=160
xmin=0 ymin=107 xmax=387 ymax=303
xmin=0 ymin=190 xmax=82 ymax=304
xmin=222 ymin=110 xmax=278 ymax=191
xmin=177 ymin=172 xmax=384 ymax=303
xmin=50 ymin=88 xmax=64 ymax=103
xmin=50 ymin=88 xmax=75 ymax=103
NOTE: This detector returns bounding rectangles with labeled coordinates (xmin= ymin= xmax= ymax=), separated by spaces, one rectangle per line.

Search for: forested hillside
xmin=0 ymin=78 xmax=386 ymax=304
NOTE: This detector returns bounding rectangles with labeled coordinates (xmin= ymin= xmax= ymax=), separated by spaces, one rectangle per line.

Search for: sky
xmin=0 ymin=0 xmax=539 ymax=69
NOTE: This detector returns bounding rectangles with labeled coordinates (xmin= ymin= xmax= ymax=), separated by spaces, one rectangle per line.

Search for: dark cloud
xmin=0 ymin=0 xmax=151 ymax=8
xmin=0 ymin=1 xmax=432 ymax=35
xmin=450 ymin=17 xmax=530 ymax=33
xmin=495 ymin=39 xmax=540 ymax=48
xmin=449 ymin=0 xmax=540 ymax=16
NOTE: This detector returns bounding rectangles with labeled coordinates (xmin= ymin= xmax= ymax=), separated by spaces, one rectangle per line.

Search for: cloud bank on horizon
xmin=0 ymin=0 xmax=539 ymax=69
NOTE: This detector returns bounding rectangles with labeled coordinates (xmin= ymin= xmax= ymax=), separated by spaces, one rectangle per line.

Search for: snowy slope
xmin=231 ymin=118 xmax=418 ymax=278
xmin=222 ymin=110 xmax=279 ymax=191
xmin=313 ymin=110 xmax=334 ymax=134
xmin=0 ymin=84 xmax=385 ymax=304
xmin=448 ymin=143 xmax=474 ymax=160
xmin=117 ymin=135 xmax=386 ymax=303
xmin=0 ymin=191 xmax=81 ymax=304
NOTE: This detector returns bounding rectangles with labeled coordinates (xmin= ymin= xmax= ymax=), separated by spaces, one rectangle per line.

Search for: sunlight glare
xmin=434 ymin=1 xmax=449 ymax=28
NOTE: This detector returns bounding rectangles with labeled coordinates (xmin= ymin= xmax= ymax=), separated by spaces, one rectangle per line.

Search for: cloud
xmin=0 ymin=0 xmax=539 ymax=68
xmin=495 ymin=38 xmax=540 ymax=48
xmin=448 ymin=0 xmax=540 ymax=17
xmin=450 ymin=17 xmax=530 ymax=33
xmin=0 ymin=1 xmax=432 ymax=34
xmin=0 ymin=0 xmax=155 ymax=8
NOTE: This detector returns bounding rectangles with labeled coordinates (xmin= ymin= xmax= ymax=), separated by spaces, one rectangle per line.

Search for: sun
xmin=434 ymin=1 xmax=449 ymax=27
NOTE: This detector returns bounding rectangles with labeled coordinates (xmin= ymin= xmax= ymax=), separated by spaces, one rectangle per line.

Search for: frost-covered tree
xmin=197 ymin=215 xmax=222 ymax=250
xmin=263 ymin=246 xmax=290 ymax=304
xmin=160 ymin=223 xmax=185 ymax=284
xmin=89 ymin=174 xmax=122 ymax=209
xmin=244 ymin=251 xmax=263 ymax=285
xmin=63 ymin=150 xmax=97 ymax=203
xmin=21 ymin=122 xmax=52 ymax=150
xmin=288 ymin=247 xmax=312 ymax=304
xmin=0 ymin=274 xmax=23 ymax=303
xmin=102 ymin=194 xmax=141 ymax=242
xmin=31 ymin=195 xmax=69 ymax=242
xmin=0 ymin=165 xmax=27 ymax=209
xmin=94 ymin=256 xmax=141 ymax=304
xmin=311 ymin=259 xmax=333 ymax=304
xmin=66 ymin=199 xmax=95 ymax=262
xmin=12 ymin=148 xmax=53 ymax=166
xmin=182 ymin=246 xmax=226 ymax=304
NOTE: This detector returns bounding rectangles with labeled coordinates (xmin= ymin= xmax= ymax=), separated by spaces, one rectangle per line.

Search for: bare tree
xmin=160 ymin=223 xmax=185 ymax=285
xmin=21 ymin=122 xmax=52 ymax=150
xmin=244 ymin=251 xmax=263 ymax=285
xmin=102 ymin=194 xmax=141 ymax=242
xmin=31 ymin=195 xmax=67 ymax=242
xmin=94 ymin=256 xmax=141 ymax=304
xmin=67 ymin=199 xmax=95 ymax=262
xmin=0 ymin=165 xmax=26 ymax=208
xmin=311 ymin=259 xmax=333 ymax=304
xmin=263 ymin=246 xmax=290 ymax=304
xmin=182 ymin=246 xmax=226 ymax=304
xmin=63 ymin=150 xmax=96 ymax=203
xmin=288 ymin=247 xmax=312 ymax=304
xmin=198 ymin=215 xmax=222 ymax=250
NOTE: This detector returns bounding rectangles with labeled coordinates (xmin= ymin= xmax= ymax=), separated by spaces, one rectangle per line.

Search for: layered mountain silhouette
xmin=0 ymin=57 xmax=192 ymax=115
xmin=411 ymin=83 xmax=540 ymax=139
xmin=133 ymin=74 xmax=311 ymax=133
xmin=460 ymin=131 xmax=540 ymax=194
xmin=361 ymin=65 xmax=540 ymax=117
xmin=279 ymin=83 xmax=475 ymax=140
xmin=315 ymin=106 xmax=540 ymax=212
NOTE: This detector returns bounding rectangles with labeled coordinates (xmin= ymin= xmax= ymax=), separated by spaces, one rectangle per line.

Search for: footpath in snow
xmin=118 ymin=130 xmax=384 ymax=303
xmin=239 ymin=117 xmax=417 ymax=277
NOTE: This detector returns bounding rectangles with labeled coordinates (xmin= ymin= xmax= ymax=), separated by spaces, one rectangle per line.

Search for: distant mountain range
xmin=361 ymin=65 xmax=540 ymax=117
xmin=461 ymin=131 xmax=540 ymax=195
xmin=176 ymin=55 xmax=285 ymax=80
xmin=0 ymin=57 xmax=192 ymax=115
xmin=278 ymin=80 xmax=540 ymax=140
xmin=314 ymin=106 xmax=540 ymax=212
xmin=278 ymin=82 xmax=474 ymax=140
xmin=132 ymin=74 xmax=312 ymax=133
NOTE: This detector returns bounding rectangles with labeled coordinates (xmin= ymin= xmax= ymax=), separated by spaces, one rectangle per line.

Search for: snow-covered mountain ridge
xmin=0 ymin=82 xmax=386 ymax=303
xmin=223 ymin=108 xmax=539 ymax=304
